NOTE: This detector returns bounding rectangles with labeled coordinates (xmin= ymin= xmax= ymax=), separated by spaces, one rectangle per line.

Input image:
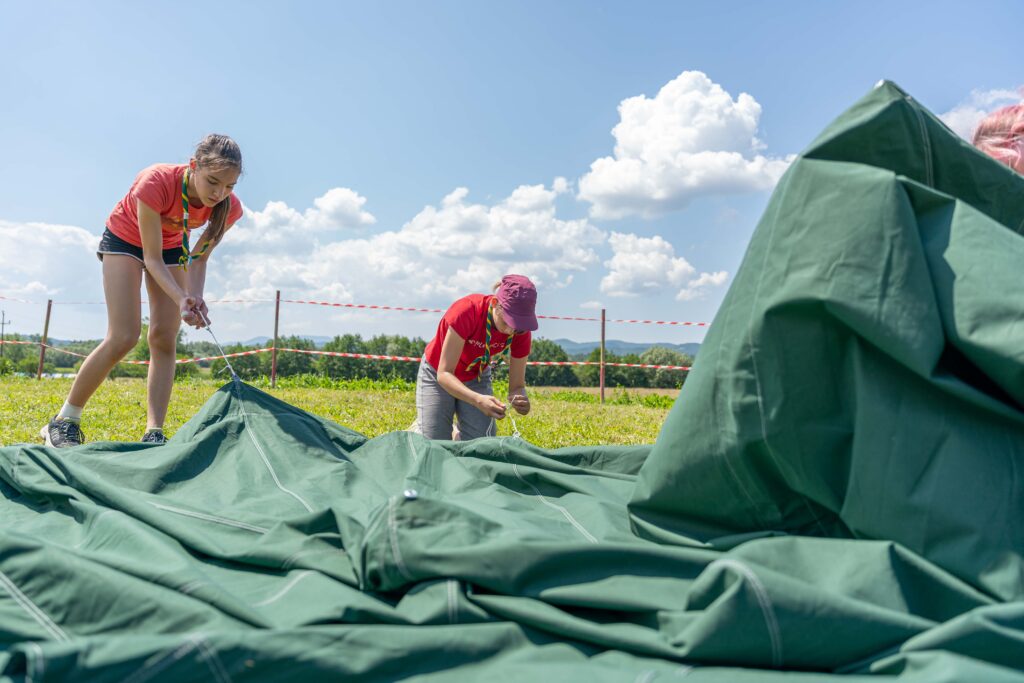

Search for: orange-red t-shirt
xmin=107 ymin=163 xmax=243 ymax=250
xmin=424 ymin=294 xmax=532 ymax=381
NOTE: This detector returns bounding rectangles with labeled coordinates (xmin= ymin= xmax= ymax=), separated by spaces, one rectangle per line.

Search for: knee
xmin=417 ymin=407 xmax=455 ymax=440
xmin=105 ymin=329 xmax=141 ymax=358
xmin=148 ymin=323 xmax=179 ymax=355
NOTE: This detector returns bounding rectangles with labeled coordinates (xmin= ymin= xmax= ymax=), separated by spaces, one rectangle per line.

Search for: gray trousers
xmin=414 ymin=361 xmax=496 ymax=441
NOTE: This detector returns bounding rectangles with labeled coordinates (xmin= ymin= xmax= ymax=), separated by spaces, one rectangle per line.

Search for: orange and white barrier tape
xmin=2 ymin=341 xmax=690 ymax=371
xmin=0 ymin=340 xmax=271 ymax=366
xmin=607 ymin=318 xmax=708 ymax=327
xmin=1 ymin=293 xmax=710 ymax=326
xmin=277 ymin=347 xmax=422 ymax=362
xmin=282 ymin=299 xmax=444 ymax=314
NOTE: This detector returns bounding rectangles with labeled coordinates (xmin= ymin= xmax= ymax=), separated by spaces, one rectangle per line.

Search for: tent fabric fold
xmin=2 ymin=81 xmax=1022 ymax=681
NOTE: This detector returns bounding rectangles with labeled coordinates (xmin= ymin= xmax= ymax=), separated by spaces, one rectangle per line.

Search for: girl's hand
xmin=509 ymin=393 xmax=531 ymax=415
xmin=179 ymin=295 xmax=203 ymax=328
xmin=192 ymin=295 xmax=209 ymax=326
xmin=477 ymin=395 xmax=507 ymax=419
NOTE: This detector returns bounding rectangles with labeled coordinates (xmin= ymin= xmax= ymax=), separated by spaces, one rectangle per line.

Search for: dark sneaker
xmin=141 ymin=430 xmax=167 ymax=445
xmin=40 ymin=417 xmax=85 ymax=448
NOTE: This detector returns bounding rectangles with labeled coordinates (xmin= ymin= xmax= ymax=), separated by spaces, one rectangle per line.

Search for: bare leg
xmin=144 ymin=266 xmax=188 ymax=429
xmin=66 ymin=256 xmax=143 ymax=408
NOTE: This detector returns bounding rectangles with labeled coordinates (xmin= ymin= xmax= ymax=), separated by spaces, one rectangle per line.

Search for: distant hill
xmin=550 ymin=338 xmax=700 ymax=358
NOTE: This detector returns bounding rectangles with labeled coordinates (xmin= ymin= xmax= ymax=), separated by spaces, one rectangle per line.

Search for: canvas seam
xmin=501 ymin=440 xmax=598 ymax=544
xmin=253 ymin=570 xmax=315 ymax=607
xmin=195 ymin=635 xmax=233 ymax=683
xmin=713 ymin=559 xmax=782 ymax=667
xmin=232 ymin=380 xmax=314 ymax=513
xmin=909 ymin=96 xmax=934 ymax=188
xmin=388 ymin=497 xmax=415 ymax=581
xmin=121 ymin=638 xmax=198 ymax=683
xmin=0 ymin=570 xmax=69 ymax=641
xmin=149 ymin=502 xmax=269 ymax=534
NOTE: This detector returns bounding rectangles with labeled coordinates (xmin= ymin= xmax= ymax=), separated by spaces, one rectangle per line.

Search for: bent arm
xmin=138 ymin=200 xmax=187 ymax=305
xmin=437 ymin=329 xmax=506 ymax=419
xmin=507 ymin=354 xmax=531 ymax=415
xmin=185 ymin=221 xmax=236 ymax=325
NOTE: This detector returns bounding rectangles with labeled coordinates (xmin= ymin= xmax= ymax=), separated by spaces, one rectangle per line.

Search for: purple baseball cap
xmin=495 ymin=274 xmax=538 ymax=332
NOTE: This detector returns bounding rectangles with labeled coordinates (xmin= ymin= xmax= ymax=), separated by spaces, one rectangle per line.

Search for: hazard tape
xmin=1 ymin=293 xmax=710 ymax=326
xmin=607 ymin=318 xmax=708 ymax=327
xmin=0 ymin=340 xmax=271 ymax=366
xmin=282 ymin=300 xmax=444 ymax=314
xmin=2 ymin=341 xmax=690 ymax=371
xmin=280 ymin=298 xmax=706 ymax=325
xmin=278 ymin=347 xmax=422 ymax=362
xmin=0 ymin=296 xmax=277 ymax=306
xmin=527 ymin=360 xmax=691 ymax=370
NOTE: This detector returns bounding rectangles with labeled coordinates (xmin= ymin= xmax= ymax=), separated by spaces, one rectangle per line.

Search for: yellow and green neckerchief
xmin=178 ymin=167 xmax=214 ymax=270
xmin=465 ymin=304 xmax=519 ymax=378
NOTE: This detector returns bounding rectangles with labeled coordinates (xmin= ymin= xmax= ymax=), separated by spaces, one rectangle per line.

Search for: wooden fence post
xmin=271 ymin=290 xmax=281 ymax=388
xmin=600 ymin=308 xmax=606 ymax=404
xmin=36 ymin=299 xmax=52 ymax=380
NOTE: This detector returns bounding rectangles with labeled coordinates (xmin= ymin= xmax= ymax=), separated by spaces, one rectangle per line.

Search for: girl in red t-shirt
xmin=415 ymin=274 xmax=539 ymax=440
xmin=41 ymin=135 xmax=244 ymax=448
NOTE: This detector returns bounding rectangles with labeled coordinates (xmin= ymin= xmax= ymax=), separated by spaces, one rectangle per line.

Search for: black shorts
xmin=96 ymin=228 xmax=184 ymax=267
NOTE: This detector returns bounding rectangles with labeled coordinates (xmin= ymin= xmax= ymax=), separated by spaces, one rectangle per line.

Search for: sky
xmin=1 ymin=0 xmax=1021 ymax=347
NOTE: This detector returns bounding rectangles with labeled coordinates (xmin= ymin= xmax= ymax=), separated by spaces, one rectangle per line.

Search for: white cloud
xmin=939 ymin=87 xmax=1023 ymax=141
xmin=600 ymin=231 xmax=727 ymax=301
xmin=0 ymin=221 xmax=100 ymax=302
xmin=211 ymin=182 xmax=606 ymax=310
xmin=578 ymin=70 xmax=792 ymax=220
xmin=677 ymin=270 xmax=728 ymax=301
xmin=220 ymin=187 xmax=375 ymax=256
xmin=580 ymin=300 xmax=603 ymax=310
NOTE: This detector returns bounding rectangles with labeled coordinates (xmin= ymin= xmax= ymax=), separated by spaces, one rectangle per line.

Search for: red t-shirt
xmin=107 ymin=163 xmax=244 ymax=250
xmin=424 ymin=294 xmax=532 ymax=381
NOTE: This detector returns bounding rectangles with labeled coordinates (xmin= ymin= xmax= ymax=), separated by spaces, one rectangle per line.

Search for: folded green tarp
xmin=1 ymin=82 xmax=1022 ymax=681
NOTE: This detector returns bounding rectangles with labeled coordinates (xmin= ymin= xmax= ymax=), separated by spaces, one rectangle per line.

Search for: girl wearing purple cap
xmin=414 ymin=274 xmax=539 ymax=440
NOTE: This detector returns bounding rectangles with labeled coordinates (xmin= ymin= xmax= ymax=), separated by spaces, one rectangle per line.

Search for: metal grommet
xmin=403 ymin=489 xmax=419 ymax=500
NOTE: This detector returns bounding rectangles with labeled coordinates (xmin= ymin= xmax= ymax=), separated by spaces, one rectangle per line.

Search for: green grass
xmin=0 ymin=377 xmax=674 ymax=449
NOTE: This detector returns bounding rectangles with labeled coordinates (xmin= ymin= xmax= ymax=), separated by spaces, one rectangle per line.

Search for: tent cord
xmin=199 ymin=311 xmax=239 ymax=380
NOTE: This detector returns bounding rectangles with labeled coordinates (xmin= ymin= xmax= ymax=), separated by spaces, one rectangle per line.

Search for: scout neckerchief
xmin=179 ymin=166 xmax=215 ymax=270
xmin=465 ymin=302 xmax=518 ymax=379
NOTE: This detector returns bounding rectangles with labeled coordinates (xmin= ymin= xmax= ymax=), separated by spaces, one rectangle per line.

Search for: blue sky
xmin=1 ymin=1 xmax=1021 ymax=345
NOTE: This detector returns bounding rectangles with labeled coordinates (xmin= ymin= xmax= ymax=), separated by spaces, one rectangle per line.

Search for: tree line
xmin=0 ymin=331 xmax=692 ymax=389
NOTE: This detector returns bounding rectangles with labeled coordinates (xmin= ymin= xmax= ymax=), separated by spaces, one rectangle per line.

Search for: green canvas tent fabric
xmin=1 ymin=82 xmax=1022 ymax=681
xmin=630 ymin=80 xmax=1024 ymax=602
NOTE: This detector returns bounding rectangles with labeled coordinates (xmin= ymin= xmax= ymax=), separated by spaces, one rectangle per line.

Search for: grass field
xmin=0 ymin=377 xmax=676 ymax=449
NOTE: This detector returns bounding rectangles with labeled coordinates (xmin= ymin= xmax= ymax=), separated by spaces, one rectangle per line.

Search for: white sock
xmin=57 ymin=401 xmax=83 ymax=422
